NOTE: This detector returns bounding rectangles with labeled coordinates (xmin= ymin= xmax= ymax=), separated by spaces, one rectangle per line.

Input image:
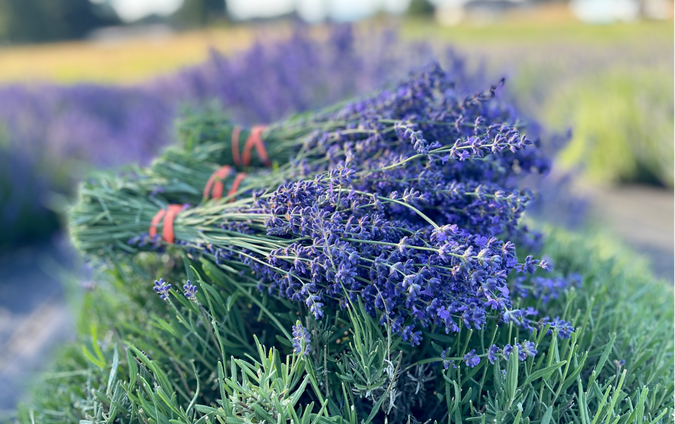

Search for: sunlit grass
xmin=0 ymin=26 xmax=259 ymax=84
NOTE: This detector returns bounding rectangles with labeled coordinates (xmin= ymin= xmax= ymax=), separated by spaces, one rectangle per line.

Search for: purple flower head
xmin=194 ymin=172 xmax=536 ymax=344
xmin=440 ymin=348 xmax=459 ymax=370
xmin=503 ymin=344 xmax=514 ymax=360
xmin=539 ymin=257 xmax=553 ymax=271
xmin=521 ymin=340 xmax=537 ymax=358
xmin=153 ymin=278 xmax=171 ymax=300
xmin=183 ymin=280 xmax=198 ymax=301
xmin=292 ymin=321 xmax=312 ymax=355
xmin=544 ymin=317 xmax=575 ymax=339
xmin=463 ymin=349 xmax=480 ymax=368
xmin=487 ymin=344 xmax=500 ymax=364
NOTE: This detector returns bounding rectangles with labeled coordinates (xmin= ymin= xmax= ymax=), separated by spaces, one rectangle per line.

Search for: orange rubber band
xmin=231 ymin=126 xmax=242 ymax=167
xmin=242 ymin=125 xmax=270 ymax=167
xmin=149 ymin=209 xmax=166 ymax=239
xmin=162 ymin=204 xmax=183 ymax=244
xmin=203 ymin=165 xmax=232 ymax=200
xmin=148 ymin=204 xmax=183 ymax=244
xmin=227 ymin=172 xmax=246 ymax=202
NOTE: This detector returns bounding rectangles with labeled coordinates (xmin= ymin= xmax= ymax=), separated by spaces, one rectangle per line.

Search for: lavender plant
xmin=18 ymin=228 xmax=674 ymax=423
xmin=14 ymin=27 xmax=673 ymax=424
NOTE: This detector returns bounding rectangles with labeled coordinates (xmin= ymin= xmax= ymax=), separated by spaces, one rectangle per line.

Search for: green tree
xmin=172 ymin=0 xmax=228 ymax=28
xmin=407 ymin=0 xmax=436 ymax=17
xmin=0 ymin=0 xmax=119 ymax=43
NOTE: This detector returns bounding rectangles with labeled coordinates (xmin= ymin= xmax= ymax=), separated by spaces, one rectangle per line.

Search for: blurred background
xmin=0 ymin=0 xmax=672 ymax=414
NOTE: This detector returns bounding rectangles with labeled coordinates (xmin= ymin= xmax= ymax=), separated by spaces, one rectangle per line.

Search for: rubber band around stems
xmin=231 ymin=125 xmax=270 ymax=167
xmin=242 ymin=125 xmax=270 ymax=167
xmin=228 ymin=173 xmax=247 ymax=200
xmin=203 ymin=165 xmax=233 ymax=199
xmin=149 ymin=204 xmax=183 ymax=244
xmin=203 ymin=166 xmax=247 ymax=201
xmin=231 ymin=127 xmax=242 ymax=167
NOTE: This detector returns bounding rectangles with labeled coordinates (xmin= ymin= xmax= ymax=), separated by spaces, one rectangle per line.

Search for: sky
xmin=109 ymin=0 xmax=414 ymax=22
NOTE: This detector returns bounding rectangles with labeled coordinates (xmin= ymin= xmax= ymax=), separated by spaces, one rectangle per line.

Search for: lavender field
xmin=0 ymin=16 xmax=672 ymax=421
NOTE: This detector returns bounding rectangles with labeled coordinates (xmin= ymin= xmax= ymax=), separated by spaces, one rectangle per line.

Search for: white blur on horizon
xmin=107 ymin=0 xmax=414 ymax=22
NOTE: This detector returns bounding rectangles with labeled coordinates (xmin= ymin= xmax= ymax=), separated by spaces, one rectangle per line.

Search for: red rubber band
xmin=242 ymin=125 xmax=270 ymax=167
xmin=149 ymin=209 xmax=166 ymax=239
xmin=231 ymin=126 xmax=242 ymax=167
xmin=227 ymin=172 xmax=246 ymax=202
xmin=148 ymin=204 xmax=183 ymax=244
xmin=203 ymin=165 xmax=232 ymax=200
xmin=162 ymin=204 xmax=183 ymax=244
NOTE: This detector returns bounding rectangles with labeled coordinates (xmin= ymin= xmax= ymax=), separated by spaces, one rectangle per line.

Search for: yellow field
xmin=0 ymin=17 xmax=671 ymax=85
xmin=0 ymin=25 xmax=261 ymax=84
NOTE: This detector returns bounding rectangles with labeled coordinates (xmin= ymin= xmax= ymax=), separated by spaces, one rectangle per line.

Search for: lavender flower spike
xmin=292 ymin=321 xmax=312 ymax=355
xmin=183 ymin=280 xmax=198 ymax=301
xmin=153 ymin=278 xmax=171 ymax=300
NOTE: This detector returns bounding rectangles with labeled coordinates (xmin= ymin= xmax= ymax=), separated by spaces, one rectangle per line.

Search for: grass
xmin=12 ymin=226 xmax=674 ymax=423
xmin=551 ymin=67 xmax=674 ymax=186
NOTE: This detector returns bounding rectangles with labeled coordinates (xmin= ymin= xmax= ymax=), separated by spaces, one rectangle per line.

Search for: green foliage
xmin=336 ymin=301 xmax=400 ymax=415
xmin=16 ymin=228 xmax=674 ymax=423
xmin=171 ymin=0 xmax=228 ymax=29
xmin=550 ymin=68 xmax=674 ymax=187
xmin=407 ymin=0 xmax=435 ymax=17
xmin=0 ymin=0 xmax=119 ymax=43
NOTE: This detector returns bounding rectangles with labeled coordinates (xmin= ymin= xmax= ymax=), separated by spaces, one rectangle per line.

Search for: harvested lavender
xmin=71 ymin=168 xmax=550 ymax=344
xmin=148 ymin=64 xmax=548 ymax=243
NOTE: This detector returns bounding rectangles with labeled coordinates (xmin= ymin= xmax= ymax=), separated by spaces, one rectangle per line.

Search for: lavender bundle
xmin=71 ymin=167 xmax=549 ymax=345
xmin=174 ymin=64 xmax=542 ymax=175
xmin=146 ymin=64 xmax=549 ymax=244
xmin=71 ymin=62 xmax=558 ymax=349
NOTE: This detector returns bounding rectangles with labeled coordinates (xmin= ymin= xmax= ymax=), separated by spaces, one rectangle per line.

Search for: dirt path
xmin=0 ymin=239 xmax=74 ymax=413
xmin=582 ymin=184 xmax=674 ymax=283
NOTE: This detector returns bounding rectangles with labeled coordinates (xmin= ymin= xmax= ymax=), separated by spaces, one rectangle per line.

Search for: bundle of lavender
xmin=66 ymin=62 xmax=602 ymax=423
xmin=71 ymin=60 xmax=559 ymax=346
xmin=71 ymin=167 xmax=553 ymax=345
xmin=140 ymin=64 xmax=549 ymax=245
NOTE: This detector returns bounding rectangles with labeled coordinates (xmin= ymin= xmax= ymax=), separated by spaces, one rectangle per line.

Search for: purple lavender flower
xmin=463 ymin=349 xmax=480 ymax=368
xmin=292 ymin=321 xmax=312 ymax=355
xmin=514 ymin=273 xmax=582 ymax=304
xmin=521 ymin=340 xmax=537 ymax=358
xmin=148 ymin=169 xmax=543 ymax=345
xmin=487 ymin=345 xmax=500 ymax=364
xmin=153 ymin=278 xmax=171 ymax=300
xmin=440 ymin=348 xmax=457 ymax=370
xmin=183 ymin=280 xmax=198 ymax=301
xmin=502 ymin=342 xmax=532 ymax=362
xmin=503 ymin=344 xmax=514 ymax=360
xmin=544 ymin=317 xmax=574 ymax=339
xmin=167 ymin=60 xmax=550 ymax=245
